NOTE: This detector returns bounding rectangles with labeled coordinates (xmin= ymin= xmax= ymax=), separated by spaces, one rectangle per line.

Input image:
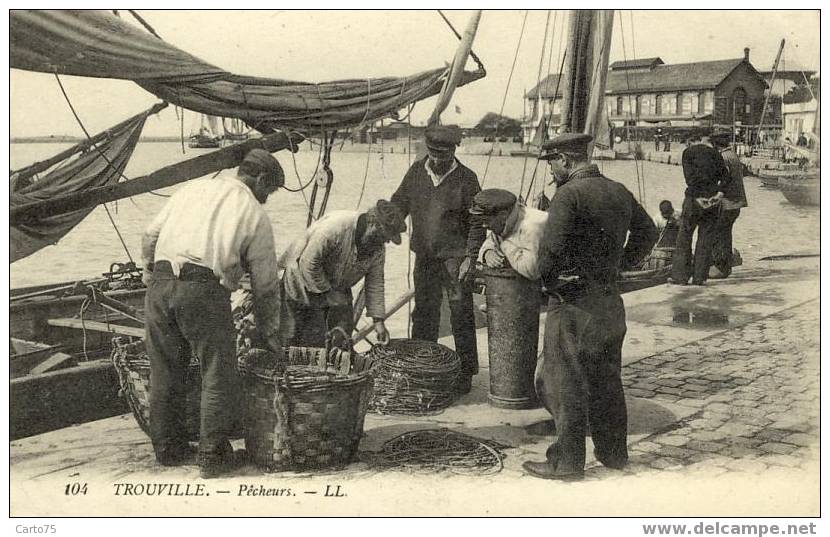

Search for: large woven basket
xmin=111 ymin=337 xmax=245 ymax=441
xmin=239 ymin=350 xmax=374 ymax=471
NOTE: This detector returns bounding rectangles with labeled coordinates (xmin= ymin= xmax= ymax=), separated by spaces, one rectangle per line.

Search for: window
xmin=655 ymin=94 xmax=662 ymax=115
xmin=635 ymin=95 xmax=642 ymax=116
xmin=617 ymin=96 xmax=623 ymax=115
xmin=698 ymin=92 xmax=706 ymax=114
xmin=676 ymin=93 xmax=682 ymax=115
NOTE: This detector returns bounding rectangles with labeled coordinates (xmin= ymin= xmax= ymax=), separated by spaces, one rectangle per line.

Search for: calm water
xmin=11 ymin=142 xmax=820 ymax=336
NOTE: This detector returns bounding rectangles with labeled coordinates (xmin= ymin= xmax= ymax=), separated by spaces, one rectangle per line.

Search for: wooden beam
xmin=11 ymin=131 xmax=305 ymax=226
xmin=352 ymin=289 xmax=415 ymax=345
xmin=47 ymin=318 xmax=144 ymax=338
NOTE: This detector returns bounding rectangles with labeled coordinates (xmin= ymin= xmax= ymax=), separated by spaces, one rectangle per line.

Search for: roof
xmin=528 ymin=58 xmax=764 ymax=99
xmin=609 ymin=57 xmax=664 ymax=70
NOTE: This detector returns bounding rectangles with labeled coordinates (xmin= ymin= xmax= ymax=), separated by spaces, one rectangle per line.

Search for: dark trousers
xmin=672 ymin=195 xmax=719 ymax=283
xmin=286 ymin=288 xmax=355 ymax=348
xmin=535 ymin=293 xmax=628 ymax=472
xmin=412 ymin=255 xmax=478 ymax=376
xmin=711 ymin=208 xmax=740 ymax=277
xmin=145 ymin=274 xmax=238 ymax=459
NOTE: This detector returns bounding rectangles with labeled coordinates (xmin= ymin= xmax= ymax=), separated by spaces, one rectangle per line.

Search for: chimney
xmin=744 ymin=47 xmax=750 ymax=62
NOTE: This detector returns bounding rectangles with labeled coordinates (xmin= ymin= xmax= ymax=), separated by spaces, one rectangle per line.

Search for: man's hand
xmin=265 ymin=334 xmax=284 ymax=355
xmin=483 ymin=249 xmax=506 ymax=268
xmin=373 ymin=320 xmax=390 ymax=346
xmin=457 ymin=256 xmax=477 ymax=284
xmin=141 ymin=269 xmax=154 ymax=287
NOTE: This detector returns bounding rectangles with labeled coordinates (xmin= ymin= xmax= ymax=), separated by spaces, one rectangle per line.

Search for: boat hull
xmin=780 ymin=177 xmax=820 ymax=206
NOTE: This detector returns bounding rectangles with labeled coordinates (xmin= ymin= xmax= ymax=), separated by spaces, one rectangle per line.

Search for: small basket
xmin=111 ymin=337 xmax=203 ymax=440
xmin=238 ymin=351 xmax=374 ymax=471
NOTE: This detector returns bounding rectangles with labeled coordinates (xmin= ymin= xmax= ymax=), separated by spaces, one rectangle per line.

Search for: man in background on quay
xmin=524 ymin=133 xmax=657 ymax=481
xmin=281 ymin=200 xmax=406 ymax=349
xmin=709 ymin=132 xmax=748 ymax=279
xmin=391 ymin=125 xmax=483 ymax=394
xmin=471 ymin=188 xmax=547 ymax=281
xmin=141 ymin=149 xmax=286 ymax=479
xmin=669 ymin=135 xmax=731 ymax=285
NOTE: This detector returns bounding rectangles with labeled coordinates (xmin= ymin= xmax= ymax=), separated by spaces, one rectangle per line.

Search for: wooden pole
xmin=755 ymin=39 xmax=785 ymax=151
xmin=352 ymin=289 xmax=415 ymax=345
xmin=11 ymin=131 xmax=305 ymax=226
xmin=427 ymin=10 xmax=483 ymax=126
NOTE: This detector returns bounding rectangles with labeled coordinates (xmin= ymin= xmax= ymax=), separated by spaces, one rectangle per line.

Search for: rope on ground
xmin=482 ymin=10 xmax=528 ymax=186
xmin=363 ymin=339 xmax=461 ymax=415
xmin=369 ymin=429 xmax=508 ymax=476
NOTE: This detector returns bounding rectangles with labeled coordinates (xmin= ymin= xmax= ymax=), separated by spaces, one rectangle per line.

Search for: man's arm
xmin=389 ymin=166 xmax=413 ymax=219
xmin=141 ymin=201 xmax=173 ymax=267
xmin=244 ymin=215 xmax=283 ymax=349
xmin=363 ymin=250 xmax=386 ymax=320
xmin=622 ymin=196 xmax=659 ymax=270
xmin=538 ymin=190 xmax=576 ymax=290
xmin=500 ymin=238 xmax=541 ymax=281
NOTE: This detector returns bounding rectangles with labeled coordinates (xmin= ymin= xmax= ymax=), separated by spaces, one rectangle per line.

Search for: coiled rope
xmin=364 ymin=339 xmax=461 ymax=415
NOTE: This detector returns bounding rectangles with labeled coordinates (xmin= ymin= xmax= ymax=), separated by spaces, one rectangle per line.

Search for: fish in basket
xmin=237 ymin=346 xmax=374 ymax=471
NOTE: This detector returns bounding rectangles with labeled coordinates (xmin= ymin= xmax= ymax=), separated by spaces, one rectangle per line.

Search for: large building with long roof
xmin=524 ymin=48 xmax=777 ymax=142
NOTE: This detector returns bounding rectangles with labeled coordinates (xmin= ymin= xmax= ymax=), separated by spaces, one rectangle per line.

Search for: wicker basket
xmin=239 ymin=351 xmax=374 ymax=471
xmin=111 ymin=337 xmax=245 ymax=441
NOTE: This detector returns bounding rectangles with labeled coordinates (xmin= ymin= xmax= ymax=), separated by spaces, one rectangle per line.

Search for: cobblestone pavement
xmin=584 ymin=298 xmax=820 ymax=480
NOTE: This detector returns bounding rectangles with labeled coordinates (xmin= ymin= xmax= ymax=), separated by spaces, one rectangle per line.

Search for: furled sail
xmin=11 ymin=105 xmax=158 ymax=261
xmin=10 ymin=10 xmax=485 ymax=133
xmin=559 ymin=9 xmax=614 ymax=152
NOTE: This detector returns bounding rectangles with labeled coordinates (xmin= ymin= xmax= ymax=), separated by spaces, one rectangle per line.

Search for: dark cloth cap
xmin=242 ymin=148 xmax=284 ymax=186
xmin=470 ymin=188 xmax=517 ymax=216
xmin=371 ymin=199 xmax=407 ymax=245
xmin=538 ymin=133 xmax=593 ymax=160
xmin=710 ymin=132 xmax=732 ymax=146
xmin=425 ymin=125 xmax=462 ymax=150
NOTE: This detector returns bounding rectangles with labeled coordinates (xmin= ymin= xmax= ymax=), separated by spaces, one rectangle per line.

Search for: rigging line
xmin=520 ymin=10 xmax=552 ymax=199
xmin=482 ymin=10 xmax=528 ymax=185
xmin=616 ymin=11 xmax=645 ymax=204
xmin=627 ymin=10 xmax=648 ymax=204
xmin=406 ymin=105 xmax=413 ymax=338
xmin=437 ymin=10 xmax=486 ymax=72
xmin=355 ymin=124 xmax=374 ymax=210
xmin=524 ymin=49 xmax=568 ymax=203
xmin=128 ymin=10 xmax=162 ymax=40
xmin=102 ymin=202 xmax=135 ymax=264
xmin=54 ymin=73 xmax=171 ymax=199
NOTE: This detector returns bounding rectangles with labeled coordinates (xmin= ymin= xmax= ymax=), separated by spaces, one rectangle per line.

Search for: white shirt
xmin=478 ymin=205 xmax=548 ymax=281
xmin=424 ymin=158 xmax=459 ymax=187
xmin=143 ymin=170 xmax=282 ymax=335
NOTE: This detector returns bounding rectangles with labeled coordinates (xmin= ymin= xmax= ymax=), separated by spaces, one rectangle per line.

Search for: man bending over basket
xmin=280 ymin=199 xmax=406 ymax=349
xmin=141 ymin=148 xmax=286 ymax=479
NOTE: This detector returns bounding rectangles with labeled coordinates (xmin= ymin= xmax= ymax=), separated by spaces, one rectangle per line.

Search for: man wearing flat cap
xmin=471 ymin=188 xmax=548 ymax=281
xmin=281 ymin=200 xmax=405 ymax=349
xmin=524 ymin=133 xmax=657 ymax=481
xmin=391 ymin=124 xmax=484 ymax=393
xmin=142 ymin=148 xmax=286 ymax=478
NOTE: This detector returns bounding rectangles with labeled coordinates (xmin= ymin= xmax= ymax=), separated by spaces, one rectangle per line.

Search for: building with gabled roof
xmin=523 ymin=48 xmax=774 ymax=142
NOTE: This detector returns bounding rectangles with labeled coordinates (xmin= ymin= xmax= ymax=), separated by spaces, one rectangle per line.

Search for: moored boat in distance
xmin=779 ymin=172 xmax=820 ymax=206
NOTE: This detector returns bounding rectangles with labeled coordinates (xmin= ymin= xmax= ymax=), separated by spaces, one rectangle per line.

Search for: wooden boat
xmin=10 ymin=272 xmax=146 ymax=440
xmin=757 ymin=168 xmax=803 ymax=188
xmin=779 ymin=173 xmax=820 ymax=206
xmin=188 ymin=133 xmax=221 ymax=148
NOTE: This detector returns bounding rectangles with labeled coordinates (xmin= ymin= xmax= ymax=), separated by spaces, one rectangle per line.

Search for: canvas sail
xmin=10 ymin=10 xmax=485 ymax=133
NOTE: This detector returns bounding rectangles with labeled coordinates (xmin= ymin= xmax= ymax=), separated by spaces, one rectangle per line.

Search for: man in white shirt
xmin=281 ymin=200 xmax=405 ymax=349
xmin=471 ymin=189 xmax=548 ymax=281
xmin=141 ymin=148 xmax=285 ymax=479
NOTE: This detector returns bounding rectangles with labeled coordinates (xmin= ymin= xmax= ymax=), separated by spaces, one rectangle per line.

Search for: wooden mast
xmin=755 ymin=39 xmax=786 ymax=151
xmin=11 ymin=131 xmax=305 ymax=226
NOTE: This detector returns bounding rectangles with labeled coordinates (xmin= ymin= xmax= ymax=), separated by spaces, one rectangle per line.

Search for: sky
xmin=8 ymin=9 xmax=821 ymax=138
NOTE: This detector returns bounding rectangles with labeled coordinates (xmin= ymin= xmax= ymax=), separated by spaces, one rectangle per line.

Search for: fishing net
xmin=362 ymin=339 xmax=461 ymax=415
xmin=370 ymin=429 xmax=508 ymax=476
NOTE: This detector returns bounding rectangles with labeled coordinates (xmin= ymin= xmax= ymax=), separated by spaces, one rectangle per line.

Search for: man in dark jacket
xmin=709 ymin=133 xmax=748 ymax=278
xmin=391 ymin=125 xmax=483 ymax=393
xmin=669 ymin=136 xmax=731 ymax=285
xmin=523 ymin=133 xmax=657 ymax=481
